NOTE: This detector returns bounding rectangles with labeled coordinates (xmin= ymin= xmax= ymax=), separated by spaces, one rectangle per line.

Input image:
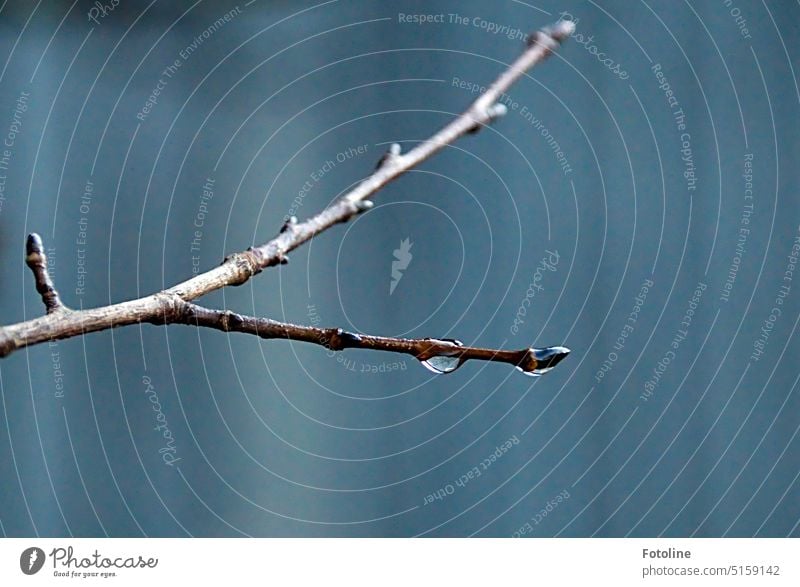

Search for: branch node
xmin=337 ymin=330 xmax=363 ymax=347
xmin=326 ymin=328 xmax=363 ymax=351
xmin=338 ymin=199 xmax=374 ymax=222
xmin=280 ymin=216 xmax=298 ymax=233
xmin=487 ymin=103 xmax=508 ymax=121
xmin=149 ymin=292 xmax=189 ymax=324
xmin=25 ymin=233 xmax=68 ymax=314
xmin=354 ymin=200 xmax=374 ymax=213
xmin=223 ymin=249 xmax=263 ymax=284
xmin=467 ymin=103 xmax=507 ymax=134
xmin=375 ymin=143 xmax=402 ymax=169
xmin=220 ymin=310 xmax=244 ymax=332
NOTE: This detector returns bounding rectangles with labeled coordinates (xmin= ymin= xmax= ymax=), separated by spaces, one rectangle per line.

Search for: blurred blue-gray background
xmin=0 ymin=0 xmax=798 ymax=537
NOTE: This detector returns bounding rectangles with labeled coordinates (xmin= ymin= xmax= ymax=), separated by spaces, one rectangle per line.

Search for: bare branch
xmin=165 ymin=18 xmax=575 ymax=301
xmin=181 ymin=303 xmax=571 ymax=376
xmin=0 ymin=20 xmax=575 ymax=364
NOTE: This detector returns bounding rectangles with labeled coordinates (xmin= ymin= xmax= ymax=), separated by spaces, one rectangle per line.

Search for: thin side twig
xmin=0 ymin=20 xmax=575 ymax=363
xmin=24 ymin=234 xmax=67 ymax=315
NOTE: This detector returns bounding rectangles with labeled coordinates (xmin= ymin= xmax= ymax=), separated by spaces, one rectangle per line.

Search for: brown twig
xmin=0 ymin=20 xmax=575 ymax=365
xmin=181 ymin=303 xmax=570 ymax=376
xmin=24 ymin=234 xmax=67 ymax=314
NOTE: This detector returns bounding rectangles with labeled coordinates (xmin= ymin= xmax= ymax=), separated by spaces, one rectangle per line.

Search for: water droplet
xmin=419 ymin=338 xmax=463 ymax=374
xmin=516 ymin=346 xmax=570 ymax=377
xmin=420 ymin=355 xmax=462 ymax=375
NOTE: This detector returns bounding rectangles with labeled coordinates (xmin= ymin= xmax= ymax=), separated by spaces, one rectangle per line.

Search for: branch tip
xmin=547 ymin=19 xmax=576 ymax=40
xmin=528 ymin=19 xmax=575 ymax=49
xmin=25 ymin=233 xmax=44 ymax=257
xmin=24 ymin=233 xmax=67 ymax=314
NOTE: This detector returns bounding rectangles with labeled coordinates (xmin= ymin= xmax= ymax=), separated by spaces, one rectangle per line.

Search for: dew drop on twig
xmin=420 ymin=355 xmax=462 ymax=375
xmin=418 ymin=338 xmax=464 ymax=375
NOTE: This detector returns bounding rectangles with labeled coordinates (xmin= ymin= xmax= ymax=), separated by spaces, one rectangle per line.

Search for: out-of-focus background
xmin=0 ymin=0 xmax=797 ymax=537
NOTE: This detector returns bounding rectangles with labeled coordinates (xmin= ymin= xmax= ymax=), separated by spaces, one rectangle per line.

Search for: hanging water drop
xmin=418 ymin=338 xmax=464 ymax=374
xmin=420 ymin=354 xmax=462 ymax=375
xmin=516 ymin=346 xmax=571 ymax=377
